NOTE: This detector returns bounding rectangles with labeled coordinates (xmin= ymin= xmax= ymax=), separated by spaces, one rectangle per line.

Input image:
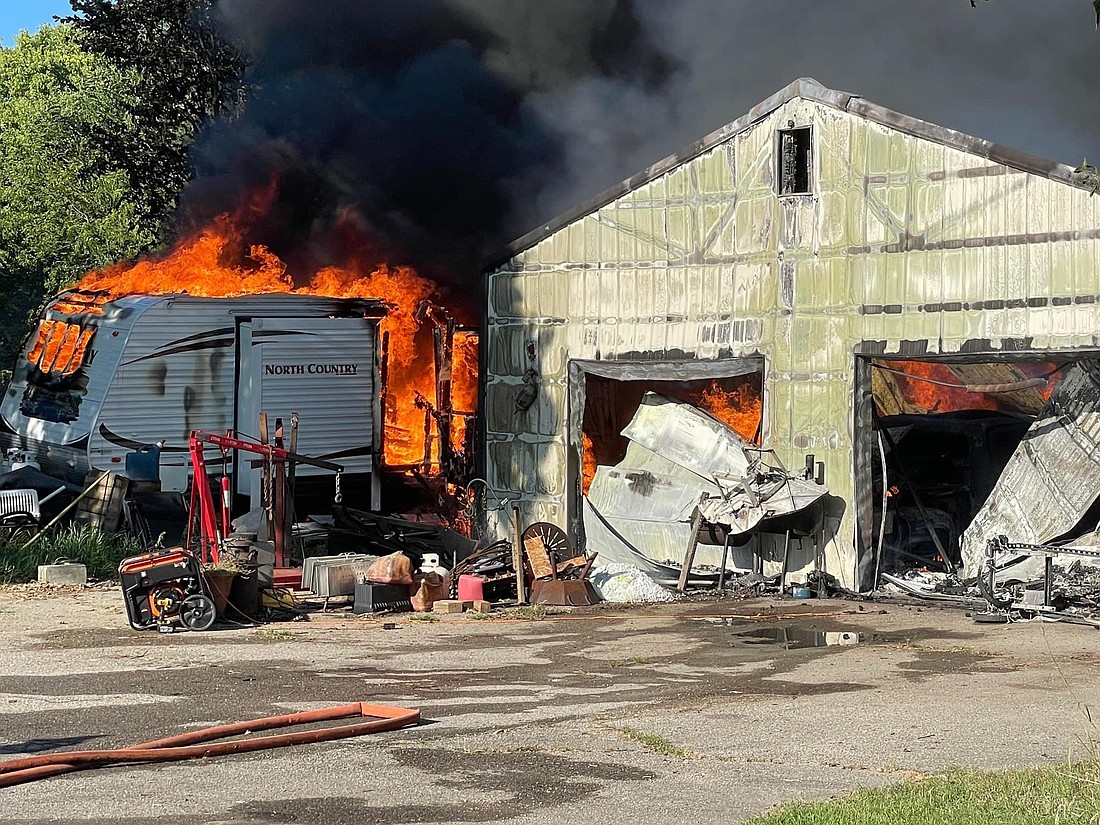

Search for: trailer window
xmin=19 ymin=321 xmax=95 ymax=423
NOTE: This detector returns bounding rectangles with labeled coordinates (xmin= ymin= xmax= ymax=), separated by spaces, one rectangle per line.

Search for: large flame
xmin=69 ymin=202 xmax=475 ymax=469
xmin=883 ymin=360 xmax=1058 ymax=415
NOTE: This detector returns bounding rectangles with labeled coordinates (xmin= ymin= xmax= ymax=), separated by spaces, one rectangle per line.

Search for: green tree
xmin=0 ymin=26 xmax=155 ymax=366
xmin=64 ymin=0 xmax=247 ymax=240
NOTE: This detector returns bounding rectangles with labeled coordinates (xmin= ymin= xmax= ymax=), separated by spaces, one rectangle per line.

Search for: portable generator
xmin=118 ymin=549 xmax=216 ymax=632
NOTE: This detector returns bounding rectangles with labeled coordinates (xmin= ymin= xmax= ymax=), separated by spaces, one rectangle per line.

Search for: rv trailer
xmin=0 ymin=291 xmax=386 ymax=509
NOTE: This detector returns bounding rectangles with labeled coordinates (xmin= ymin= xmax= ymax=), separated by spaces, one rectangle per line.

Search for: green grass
xmin=409 ymin=612 xmax=440 ymax=622
xmin=0 ymin=525 xmax=142 ymax=584
xmin=617 ymin=726 xmax=693 ymax=759
xmin=743 ymin=761 xmax=1100 ymax=825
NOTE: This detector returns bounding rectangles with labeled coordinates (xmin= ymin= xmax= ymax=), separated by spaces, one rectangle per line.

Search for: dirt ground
xmin=2 ymin=586 xmax=1099 ymax=824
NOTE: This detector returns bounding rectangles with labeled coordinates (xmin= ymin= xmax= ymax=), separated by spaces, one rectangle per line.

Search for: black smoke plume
xmin=183 ymin=0 xmax=675 ymax=288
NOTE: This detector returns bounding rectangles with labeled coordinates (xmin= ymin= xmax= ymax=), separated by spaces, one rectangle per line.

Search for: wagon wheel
xmin=520 ymin=522 xmax=572 ymax=580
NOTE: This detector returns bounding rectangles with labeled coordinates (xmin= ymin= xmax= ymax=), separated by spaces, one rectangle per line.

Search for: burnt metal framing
xmin=851 ymin=348 xmax=1098 ymax=592
xmin=566 ymin=356 xmax=765 ymax=549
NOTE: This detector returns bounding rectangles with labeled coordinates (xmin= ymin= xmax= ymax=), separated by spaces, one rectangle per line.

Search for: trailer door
xmin=238 ymin=316 xmax=377 ymax=502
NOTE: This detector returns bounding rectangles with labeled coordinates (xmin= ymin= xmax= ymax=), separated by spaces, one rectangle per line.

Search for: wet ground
xmin=2 ymin=587 xmax=1100 ymax=823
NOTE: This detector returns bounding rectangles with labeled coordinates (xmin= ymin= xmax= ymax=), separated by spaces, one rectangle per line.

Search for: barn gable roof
xmin=488 ymin=77 xmax=1091 ymax=269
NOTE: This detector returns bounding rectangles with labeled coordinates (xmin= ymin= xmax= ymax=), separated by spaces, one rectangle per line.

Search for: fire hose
xmin=0 ymin=701 xmax=420 ymax=788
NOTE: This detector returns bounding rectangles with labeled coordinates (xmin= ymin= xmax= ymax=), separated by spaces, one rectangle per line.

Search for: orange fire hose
xmin=0 ymin=701 xmax=420 ymax=788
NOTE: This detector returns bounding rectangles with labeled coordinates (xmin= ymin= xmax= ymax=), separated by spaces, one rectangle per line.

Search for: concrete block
xmin=37 ymin=563 xmax=87 ymax=586
xmin=432 ymin=600 xmax=467 ymax=615
xmin=471 ymin=600 xmax=492 ymax=614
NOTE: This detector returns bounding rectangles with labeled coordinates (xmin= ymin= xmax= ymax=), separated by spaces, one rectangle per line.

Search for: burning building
xmin=482 ymin=78 xmax=1100 ymax=590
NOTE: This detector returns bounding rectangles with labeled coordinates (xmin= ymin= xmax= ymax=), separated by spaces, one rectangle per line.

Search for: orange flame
xmin=449 ymin=331 xmax=479 ymax=454
xmin=26 ymin=321 xmax=95 ymax=376
xmin=699 ymin=379 xmax=762 ymax=443
xmin=68 ymin=200 xmax=475 ymax=469
xmin=582 ymin=432 xmax=597 ymax=495
xmin=888 ymin=361 xmax=1059 ymax=414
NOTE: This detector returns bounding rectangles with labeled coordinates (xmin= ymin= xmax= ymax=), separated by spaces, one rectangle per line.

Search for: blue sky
xmin=0 ymin=1 xmax=73 ymax=45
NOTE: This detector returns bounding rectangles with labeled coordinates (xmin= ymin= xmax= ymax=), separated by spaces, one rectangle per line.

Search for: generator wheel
xmin=179 ymin=594 xmax=216 ymax=631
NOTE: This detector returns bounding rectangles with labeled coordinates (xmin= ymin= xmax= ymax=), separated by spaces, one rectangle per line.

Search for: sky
xmin=0 ymin=0 xmax=71 ymax=44
xmin=1 ymin=0 xmax=1098 ymax=245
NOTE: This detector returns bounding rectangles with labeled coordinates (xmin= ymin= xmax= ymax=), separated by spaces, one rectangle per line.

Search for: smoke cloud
xmin=184 ymin=0 xmax=673 ymax=290
xmin=187 ymin=0 xmax=1098 ymax=289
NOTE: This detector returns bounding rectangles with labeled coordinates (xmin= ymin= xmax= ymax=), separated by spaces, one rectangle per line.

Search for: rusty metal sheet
xmin=961 ymin=361 xmax=1100 ymax=577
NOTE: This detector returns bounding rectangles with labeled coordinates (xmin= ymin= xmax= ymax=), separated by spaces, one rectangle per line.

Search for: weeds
xmin=617 ymin=726 xmax=693 ymax=759
xmin=0 ymin=525 xmax=142 ymax=584
xmin=511 ymin=605 xmax=547 ymax=621
xmin=409 ymin=613 xmax=440 ymax=622
xmin=744 ymin=761 xmax=1100 ymax=825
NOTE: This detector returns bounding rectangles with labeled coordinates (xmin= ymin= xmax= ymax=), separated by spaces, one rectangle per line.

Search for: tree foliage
xmin=0 ymin=26 xmax=156 ymax=365
xmin=63 ymin=0 xmax=247 ymax=237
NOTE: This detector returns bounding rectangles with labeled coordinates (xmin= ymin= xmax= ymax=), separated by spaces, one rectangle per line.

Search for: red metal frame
xmin=186 ymin=430 xmax=344 ymax=567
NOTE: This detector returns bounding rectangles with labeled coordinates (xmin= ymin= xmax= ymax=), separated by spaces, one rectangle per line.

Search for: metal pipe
xmin=19 ymin=472 xmax=111 ymax=552
xmin=718 ymin=533 xmax=731 ymax=590
xmin=38 ymin=486 xmax=68 ymax=507
xmin=0 ymin=701 xmax=419 ymax=787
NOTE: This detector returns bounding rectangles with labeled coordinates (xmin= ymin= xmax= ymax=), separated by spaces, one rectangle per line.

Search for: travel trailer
xmin=0 ymin=291 xmax=385 ymax=509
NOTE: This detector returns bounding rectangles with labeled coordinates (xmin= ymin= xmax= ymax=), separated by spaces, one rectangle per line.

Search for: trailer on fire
xmin=0 ymin=291 xmax=385 ymax=511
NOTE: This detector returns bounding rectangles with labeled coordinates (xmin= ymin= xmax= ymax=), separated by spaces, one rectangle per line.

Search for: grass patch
xmin=0 ymin=525 xmax=142 ymax=584
xmin=617 ymin=726 xmax=693 ymax=759
xmin=744 ymin=761 xmax=1100 ymax=825
xmin=511 ymin=605 xmax=547 ymax=621
xmin=409 ymin=612 xmax=440 ymax=622
xmin=466 ymin=610 xmax=498 ymax=620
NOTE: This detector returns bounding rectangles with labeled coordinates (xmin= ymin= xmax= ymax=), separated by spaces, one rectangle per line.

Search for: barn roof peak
xmin=489 ymin=76 xmax=1090 ymax=269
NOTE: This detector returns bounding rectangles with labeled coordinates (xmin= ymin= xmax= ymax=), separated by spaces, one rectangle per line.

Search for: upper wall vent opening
xmin=777 ymin=126 xmax=812 ymax=196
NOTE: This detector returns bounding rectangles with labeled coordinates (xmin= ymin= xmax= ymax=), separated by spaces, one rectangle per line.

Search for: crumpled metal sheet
xmin=621 ymin=393 xmax=751 ymax=481
xmin=588 ymin=465 xmax=719 ymax=523
xmin=582 ymin=393 xmax=829 ymax=588
xmin=961 ymin=361 xmax=1100 ymax=577
xmin=581 ymin=498 xmax=718 ymax=588
xmin=702 ymin=473 xmax=828 ymax=534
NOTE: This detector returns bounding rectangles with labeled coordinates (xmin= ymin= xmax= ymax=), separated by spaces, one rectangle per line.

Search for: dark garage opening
xmin=866 ymin=357 xmax=1071 ymax=574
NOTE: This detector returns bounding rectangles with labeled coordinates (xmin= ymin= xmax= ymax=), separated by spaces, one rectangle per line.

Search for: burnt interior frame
xmin=566 ymin=356 xmax=765 ymax=551
xmin=852 ymin=349 xmax=1089 ymax=591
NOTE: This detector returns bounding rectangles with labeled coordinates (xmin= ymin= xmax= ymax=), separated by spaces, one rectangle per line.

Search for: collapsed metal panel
xmin=961 ymin=361 xmax=1100 ymax=576
xmin=621 ymin=394 xmax=752 ymax=481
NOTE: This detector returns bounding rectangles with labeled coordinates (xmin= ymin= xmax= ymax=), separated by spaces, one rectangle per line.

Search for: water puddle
xmin=698 ymin=619 xmax=874 ymax=648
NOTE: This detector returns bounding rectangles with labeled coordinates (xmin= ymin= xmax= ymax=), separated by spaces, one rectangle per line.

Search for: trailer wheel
xmin=179 ymin=594 xmax=216 ymax=631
